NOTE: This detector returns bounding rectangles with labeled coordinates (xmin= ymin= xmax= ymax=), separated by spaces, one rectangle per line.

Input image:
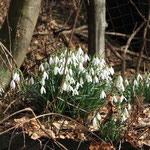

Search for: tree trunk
xmin=86 ymin=0 xmax=106 ymax=58
xmin=0 ymin=0 xmax=42 ymax=89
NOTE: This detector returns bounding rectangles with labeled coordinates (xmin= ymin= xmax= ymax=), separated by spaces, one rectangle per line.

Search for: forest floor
xmin=0 ymin=0 xmax=150 ymax=150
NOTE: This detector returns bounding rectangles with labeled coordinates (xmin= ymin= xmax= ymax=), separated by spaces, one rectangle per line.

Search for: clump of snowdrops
xmin=3 ymin=47 xmax=150 ymax=143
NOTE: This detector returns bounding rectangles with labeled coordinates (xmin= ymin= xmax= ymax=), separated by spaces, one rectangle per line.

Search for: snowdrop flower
xmin=133 ymin=79 xmax=138 ymax=87
xmin=54 ymin=56 xmax=59 ymax=64
xmin=84 ymin=53 xmax=90 ymax=62
xmin=93 ymin=57 xmax=100 ymax=66
xmin=124 ymin=108 xmax=129 ymax=116
xmin=54 ymin=66 xmax=59 ymax=75
xmin=43 ymin=71 xmax=49 ymax=80
xmin=78 ymin=47 xmax=84 ymax=56
xmin=125 ymin=79 xmax=129 ymax=86
xmin=69 ymin=68 xmax=73 ymax=76
xmin=128 ymin=103 xmax=132 ymax=111
xmin=86 ymin=73 xmax=92 ymax=83
xmin=62 ymin=82 xmax=67 ymax=91
xmin=13 ymin=73 xmax=20 ymax=83
xmin=10 ymin=80 xmax=16 ymax=89
xmin=66 ymin=74 xmax=71 ymax=82
xmin=94 ymin=76 xmax=99 ymax=83
xmin=122 ymin=114 xmax=127 ymax=122
xmin=44 ymin=62 xmax=49 ymax=69
xmin=40 ymin=86 xmax=46 ymax=94
xmin=100 ymin=90 xmax=106 ymax=99
xmin=67 ymin=57 xmax=72 ymax=65
xmin=29 ymin=77 xmax=34 ymax=85
xmin=97 ymin=113 xmax=102 ymax=120
xmin=113 ymin=96 xmax=118 ymax=103
xmin=67 ymin=85 xmax=74 ymax=92
xmin=79 ymin=63 xmax=84 ymax=71
xmin=72 ymin=88 xmax=79 ymax=96
xmin=109 ymin=67 xmax=114 ymax=75
xmin=39 ymin=64 xmax=44 ymax=72
xmin=80 ymin=78 xmax=84 ymax=85
xmin=137 ymin=74 xmax=143 ymax=81
xmin=0 ymin=87 xmax=4 ymax=95
xmin=90 ymin=68 xmax=95 ymax=76
xmin=120 ymin=95 xmax=127 ymax=103
xmin=70 ymin=77 xmax=75 ymax=84
xmin=49 ymin=57 xmax=54 ymax=65
xmin=92 ymin=113 xmax=101 ymax=127
xmin=76 ymin=82 xmax=80 ymax=90
xmin=116 ymin=76 xmax=125 ymax=92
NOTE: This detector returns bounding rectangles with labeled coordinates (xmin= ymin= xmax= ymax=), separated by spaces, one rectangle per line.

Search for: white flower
xmin=122 ymin=114 xmax=127 ymax=122
xmin=80 ymin=78 xmax=84 ymax=85
xmin=10 ymin=80 xmax=16 ymax=89
xmin=44 ymin=62 xmax=49 ymax=69
xmin=90 ymin=68 xmax=95 ymax=76
xmin=69 ymin=68 xmax=73 ymax=76
xmin=54 ymin=66 xmax=59 ymax=75
xmin=72 ymin=89 xmax=79 ymax=96
xmin=40 ymin=86 xmax=46 ymax=94
xmin=79 ymin=63 xmax=84 ymax=71
xmin=92 ymin=113 xmax=101 ymax=127
xmin=125 ymin=79 xmax=129 ymax=86
xmin=54 ymin=56 xmax=59 ymax=64
xmin=93 ymin=57 xmax=100 ymax=66
xmin=113 ymin=96 xmax=118 ymax=103
xmin=29 ymin=77 xmax=34 ymax=85
xmin=70 ymin=77 xmax=75 ymax=84
xmin=78 ymin=47 xmax=84 ymax=56
xmin=39 ymin=64 xmax=44 ymax=72
xmin=84 ymin=53 xmax=90 ymax=62
xmin=67 ymin=85 xmax=74 ymax=92
xmin=124 ymin=108 xmax=129 ymax=116
xmin=94 ymin=76 xmax=99 ymax=83
xmin=133 ymin=79 xmax=138 ymax=87
xmin=86 ymin=73 xmax=92 ymax=83
xmin=120 ymin=95 xmax=127 ymax=103
xmin=76 ymin=82 xmax=80 ymax=90
xmin=100 ymin=90 xmax=106 ymax=99
xmin=116 ymin=76 xmax=125 ymax=91
xmin=109 ymin=67 xmax=114 ymax=75
xmin=92 ymin=117 xmax=98 ymax=127
xmin=13 ymin=73 xmax=20 ymax=82
xmin=62 ymin=82 xmax=67 ymax=91
xmin=49 ymin=57 xmax=54 ymax=65
xmin=97 ymin=113 xmax=102 ymax=120
xmin=66 ymin=74 xmax=71 ymax=81
xmin=137 ymin=74 xmax=143 ymax=81
xmin=128 ymin=103 xmax=132 ymax=111
xmin=67 ymin=57 xmax=72 ymax=65
xmin=0 ymin=87 xmax=4 ymax=95
xmin=43 ymin=71 xmax=49 ymax=80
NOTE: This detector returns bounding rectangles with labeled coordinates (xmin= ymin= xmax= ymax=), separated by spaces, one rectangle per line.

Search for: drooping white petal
xmin=10 ymin=80 xmax=16 ymax=89
xmin=100 ymin=90 xmax=106 ymax=99
xmin=13 ymin=73 xmax=20 ymax=82
xmin=29 ymin=77 xmax=34 ymax=85
xmin=43 ymin=71 xmax=49 ymax=80
xmin=137 ymin=74 xmax=143 ymax=81
xmin=39 ymin=64 xmax=44 ymax=72
xmin=40 ymin=86 xmax=46 ymax=94
xmin=113 ymin=96 xmax=118 ymax=103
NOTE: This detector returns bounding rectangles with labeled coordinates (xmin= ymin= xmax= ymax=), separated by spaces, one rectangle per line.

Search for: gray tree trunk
xmin=0 ymin=0 xmax=42 ymax=89
xmin=86 ymin=0 xmax=106 ymax=58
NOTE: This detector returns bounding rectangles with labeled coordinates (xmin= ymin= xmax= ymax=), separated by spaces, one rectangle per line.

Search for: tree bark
xmin=0 ymin=0 xmax=42 ymax=89
xmin=86 ymin=0 xmax=106 ymax=58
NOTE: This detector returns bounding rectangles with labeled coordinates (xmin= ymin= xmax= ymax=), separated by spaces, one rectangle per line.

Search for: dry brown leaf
xmin=89 ymin=142 xmax=115 ymax=150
